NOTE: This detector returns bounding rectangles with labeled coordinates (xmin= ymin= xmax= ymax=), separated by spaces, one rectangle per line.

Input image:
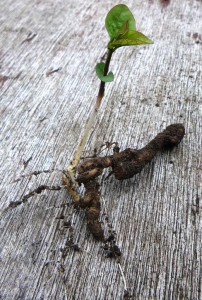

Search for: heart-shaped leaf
xmin=108 ymin=30 xmax=153 ymax=49
xmin=96 ymin=62 xmax=114 ymax=82
xmin=105 ymin=4 xmax=136 ymax=41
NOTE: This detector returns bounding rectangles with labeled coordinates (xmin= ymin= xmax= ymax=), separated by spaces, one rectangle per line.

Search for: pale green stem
xmin=66 ymin=49 xmax=114 ymax=183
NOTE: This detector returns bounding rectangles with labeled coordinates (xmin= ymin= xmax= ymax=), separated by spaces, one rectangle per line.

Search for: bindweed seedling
xmin=62 ymin=4 xmax=185 ymax=242
xmin=66 ymin=4 xmax=153 ymax=184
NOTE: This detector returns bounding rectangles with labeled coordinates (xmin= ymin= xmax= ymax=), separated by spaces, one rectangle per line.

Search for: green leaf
xmin=117 ymin=20 xmax=129 ymax=37
xmin=108 ymin=30 xmax=153 ymax=49
xmin=105 ymin=4 xmax=136 ymax=41
xmin=96 ymin=62 xmax=114 ymax=82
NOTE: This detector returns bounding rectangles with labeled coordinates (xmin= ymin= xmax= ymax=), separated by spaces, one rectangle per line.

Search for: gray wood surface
xmin=0 ymin=0 xmax=201 ymax=299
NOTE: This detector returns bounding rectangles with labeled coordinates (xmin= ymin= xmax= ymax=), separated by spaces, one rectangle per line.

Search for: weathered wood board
xmin=0 ymin=0 xmax=201 ymax=299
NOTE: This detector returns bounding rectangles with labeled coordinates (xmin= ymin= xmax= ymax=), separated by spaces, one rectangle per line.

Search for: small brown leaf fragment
xmin=21 ymin=32 xmax=37 ymax=44
xmin=159 ymin=0 xmax=171 ymax=7
xmin=46 ymin=67 xmax=62 ymax=77
xmin=0 ymin=72 xmax=21 ymax=88
xmin=0 ymin=75 xmax=9 ymax=87
xmin=123 ymin=290 xmax=130 ymax=299
xmin=192 ymin=33 xmax=202 ymax=44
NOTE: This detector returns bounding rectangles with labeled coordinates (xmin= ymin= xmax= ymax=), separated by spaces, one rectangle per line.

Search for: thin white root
xmin=118 ymin=263 xmax=127 ymax=291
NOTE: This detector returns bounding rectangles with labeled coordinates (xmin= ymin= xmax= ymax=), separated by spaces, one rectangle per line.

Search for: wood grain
xmin=0 ymin=0 xmax=201 ymax=299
